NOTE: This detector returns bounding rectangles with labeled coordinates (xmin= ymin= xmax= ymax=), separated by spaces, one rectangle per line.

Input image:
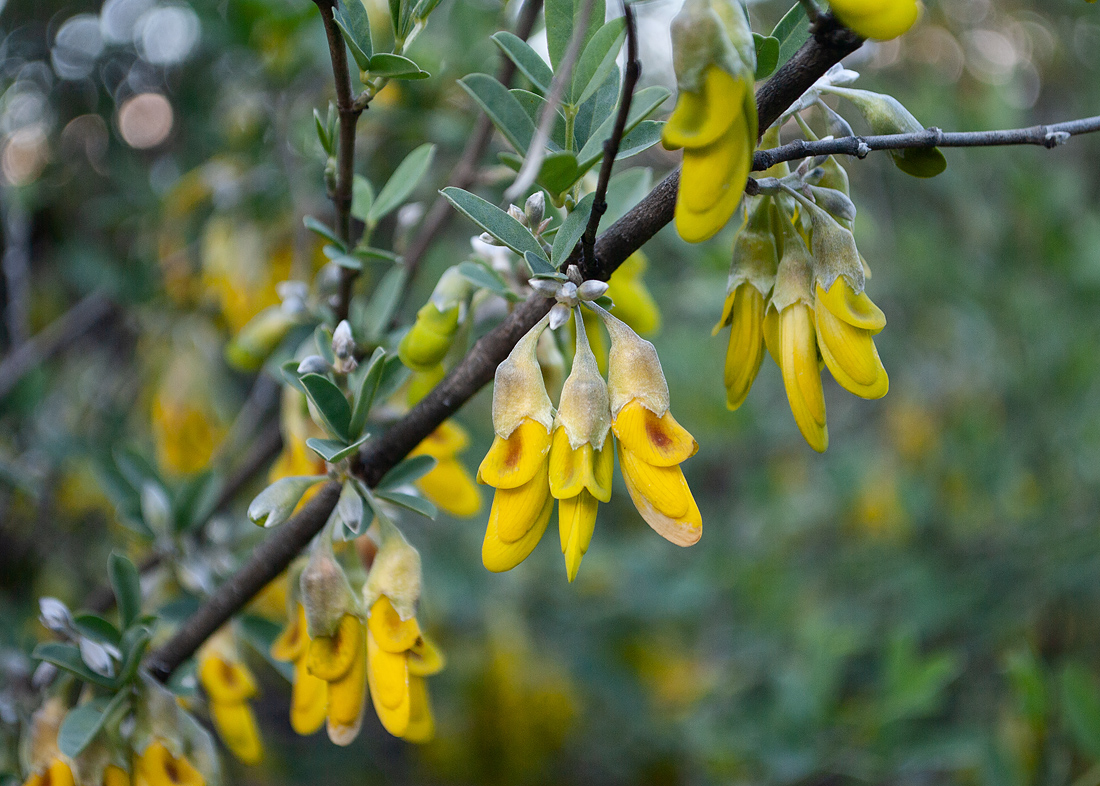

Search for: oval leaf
xmin=441 ymin=187 xmax=549 ymax=263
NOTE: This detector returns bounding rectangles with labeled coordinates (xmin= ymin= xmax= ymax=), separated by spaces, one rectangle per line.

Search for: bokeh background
xmin=3 ymin=0 xmax=1100 ymax=783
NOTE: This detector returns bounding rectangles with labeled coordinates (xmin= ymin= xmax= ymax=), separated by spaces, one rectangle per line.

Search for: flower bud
xmin=491 ymin=316 xmax=554 ymax=437
xmin=807 ymin=185 xmax=857 ymax=223
xmin=577 ymin=280 xmax=609 ymax=301
xmin=39 ymin=597 xmax=73 ymax=633
xmin=548 ymin=302 xmax=571 ymax=330
xmin=407 ymin=364 xmax=446 ymax=407
xmin=362 ymin=519 xmax=422 ymax=622
xmin=557 ymin=310 xmax=611 ymax=450
xmin=592 ymin=304 xmax=670 ymax=418
xmin=398 ymin=302 xmax=461 ymax=371
xmin=822 ymin=85 xmax=946 ymax=177
xmin=226 ymin=305 xmax=298 ymax=371
xmin=804 ymin=199 xmax=866 ymax=295
xmin=297 ymin=355 xmax=330 ymax=375
xmin=332 ymin=320 xmax=355 ymax=360
xmin=524 ymin=191 xmax=545 ymax=229
xmin=300 ymin=537 xmax=359 ymax=638
xmin=248 ymin=476 xmax=326 ymax=528
xmin=508 ymin=204 xmax=528 ymax=226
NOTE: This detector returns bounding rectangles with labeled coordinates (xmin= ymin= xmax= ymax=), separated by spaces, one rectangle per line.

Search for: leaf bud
xmin=248 ymin=475 xmax=326 ymax=529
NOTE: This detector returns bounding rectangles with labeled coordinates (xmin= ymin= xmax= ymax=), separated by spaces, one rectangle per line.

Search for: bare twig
xmin=580 ymin=2 xmax=639 ymax=273
xmin=313 ymin=0 xmax=365 ymax=324
xmin=0 ymin=290 xmax=115 ymax=400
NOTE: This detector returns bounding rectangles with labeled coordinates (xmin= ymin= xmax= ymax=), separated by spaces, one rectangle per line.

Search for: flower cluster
xmin=478 ymin=271 xmax=701 ymax=581
xmin=715 ymin=144 xmax=888 ymax=452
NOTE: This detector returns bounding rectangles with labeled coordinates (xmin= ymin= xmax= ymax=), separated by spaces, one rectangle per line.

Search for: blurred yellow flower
xmin=271 ymin=603 xmax=329 ymax=736
xmin=829 ymin=0 xmax=919 ymax=40
xmin=197 ymin=640 xmax=263 ymax=765
xmin=409 ymin=421 xmax=482 ymax=518
xmin=22 ymin=760 xmax=75 ymax=786
xmin=306 ymin=612 xmax=368 ymax=745
xmin=133 ymin=741 xmax=203 ymax=786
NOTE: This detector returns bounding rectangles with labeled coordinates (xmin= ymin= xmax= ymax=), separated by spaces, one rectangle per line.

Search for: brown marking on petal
xmin=645 ymin=410 xmax=672 ymax=450
xmin=220 ymin=659 xmax=237 ymax=685
xmin=165 ymin=758 xmax=180 ymax=784
xmin=504 ymin=431 xmax=524 ymax=470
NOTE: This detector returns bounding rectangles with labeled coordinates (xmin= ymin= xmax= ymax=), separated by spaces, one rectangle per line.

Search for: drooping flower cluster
xmin=478 ymin=272 xmax=701 ymax=581
xmin=715 ymin=141 xmax=888 ymax=452
xmin=662 ymin=0 xmax=757 ymax=244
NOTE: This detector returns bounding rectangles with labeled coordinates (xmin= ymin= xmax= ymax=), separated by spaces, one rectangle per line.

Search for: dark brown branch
xmin=314 ymin=0 xmax=365 ymax=324
xmin=145 ymin=19 xmax=864 ymax=682
xmin=580 ymin=3 xmax=639 ymax=270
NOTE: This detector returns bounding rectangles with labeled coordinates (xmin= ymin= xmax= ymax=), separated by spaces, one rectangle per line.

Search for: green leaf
xmin=614 ymin=121 xmax=664 ymax=161
xmin=411 ymin=0 xmax=444 ymax=22
xmin=32 ymin=642 xmax=116 ymax=688
xmin=115 ymin=626 xmax=151 ymax=687
xmin=551 ymin=192 xmax=595 ymax=267
xmin=351 ymin=175 xmax=374 ymax=223
xmin=366 ymin=53 xmax=429 ymax=79
xmin=753 ymin=33 xmax=780 ymax=80
xmin=354 ymin=246 xmax=401 ymax=264
xmin=573 ymin=65 xmax=619 ymax=149
xmin=1062 ymin=663 xmax=1100 ymax=759
xmin=108 ymin=552 xmax=142 ymax=629
xmin=441 ymin=187 xmax=549 ymax=263
xmin=375 ymin=489 xmax=437 ymax=519
xmin=58 ymin=699 xmax=111 ymax=758
xmin=570 ymin=18 xmax=625 ymax=106
xmin=173 ymin=470 xmax=222 ymax=533
xmin=524 ymin=250 xmax=560 ymax=278
xmin=602 ymin=167 xmax=652 ymax=227
xmin=300 ymin=374 xmax=352 ymax=441
xmin=315 ymin=324 xmax=335 ymax=365
xmin=509 ymin=90 xmax=567 ymax=150
xmin=376 ymin=454 xmax=437 ymax=491
xmin=576 ymin=85 xmax=670 ymax=170
xmin=545 ymin=0 xmax=605 ymax=70
xmin=73 ymin=614 xmax=121 ymax=647
xmin=304 ymin=216 xmax=344 ymax=248
xmin=374 ymin=353 xmax=411 ymax=405
xmin=771 ymin=2 xmax=811 ymax=71
xmin=368 ymin=143 xmax=436 ymax=225
xmin=306 ymin=435 xmax=370 ymax=464
xmin=362 ymin=266 xmax=407 ymax=342
xmin=334 ymin=0 xmax=373 ymax=70
xmin=280 ymin=360 xmax=308 ymax=395
xmin=492 ymin=32 xmax=553 ymax=94
xmin=459 ymin=74 xmax=536 ymax=154
xmin=349 ymin=348 xmax=386 ymax=439
xmin=456 ymin=261 xmax=521 ymax=301
xmin=314 ymin=108 xmax=332 ymax=154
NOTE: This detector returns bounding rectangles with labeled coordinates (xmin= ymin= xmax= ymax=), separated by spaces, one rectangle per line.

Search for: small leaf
xmin=576 ymin=86 xmax=669 ymax=170
xmin=509 ymin=89 xmax=567 ymax=150
xmin=280 ymin=360 xmax=308 ymax=395
xmin=376 ymin=489 xmax=437 ymax=519
xmin=334 ymin=17 xmax=371 ymax=71
xmin=570 ymin=18 xmax=626 ymax=106
xmin=374 ymin=353 xmax=411 ymax=405
xmin=441 ymin=187 xmax=549 ymax=262
xmin=108 ymin=552 xmax=142 ymax=629
xmin=614 ymin=121 xmax=664 ymax=161
xmin=337 ymin=0 xmax=373 ymax=59
xmin=573 ymin=65 xmax=619 ymax=149
xmin=58 ymin=699 xmax=110 ymax=758
xmin=1063 ymin=663 xmax=1100 ymax=759
xmin=363 ymin=265 xmax=408 ymax=342
xmin=771 ymin=2 xmax=811 ymax=71
xmin=314 ymin=324 xmax=335 ymax=365
xmin=349 ymin=348 xmax=386 ymax=439
xmin=456 ymin=261 xmax=521 ymax=301
xmin=459 ymin=74 xmax=536 ymax=154
xmin=31 ymin=642 xmax=116 ymax=688
xmin=115 ymin=626 xmax=151 ymax=687
xmin=376 ymin=454 xmax=438 ymax=491
xmin=306 ymin=434 xmax=370 ymax=464
xmin=351 ymin=175 xmax=375 ymax=223
xmin=366 ymin=53 xmax=430 ymax=79
xmin=72 ymin=614 xmax=122 ymax=647
xmin=524 ymin=250 xmax=559 ymax=278
xmin=354 ymin=246 xmax=402 ymax=264
xmin=314 ymin=108 xmax=332 ymax=154
xmin=368 ymin=143 xmax=436 ymax=224
xmin=492 ymin=32 xmax=553 ymax=93
xmin=545 ymin=0 xmax=605 ymax=70
xmin=304 ymin=216 xmax=344 ymax=248
xmin=300 ymin=374 xmax=352 ymax=441
xmin=551 ymin=192 xmax=595 ymax=267
xmin=753 ymin=33 xmax=780 ymax=80
xmin=535 ymin=152 xmax=584 ymax=196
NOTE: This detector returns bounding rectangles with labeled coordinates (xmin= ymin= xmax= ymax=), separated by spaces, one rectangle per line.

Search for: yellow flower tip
xmin=103 ymin=764 xmax=130 ymax=786
xmin=209 ymin=701 xmax=264 ymax=765
xmin=617 ymin=442 xmax=702 ymax=547
xmin=137 ymin=742 xmax=204 ymax=786
xmin=662 ymin=66 xmax=741 ymax=151
xmin=723 ymin=283 xmax=767 ymax=411
xmin=198 ymin=654 xmax=257 ymax=704
xmin=289 ymin=657 xmax=328 ymax=736
xmin=558 ymin=491 xmax=598 ymax=583
xmin=612 ymin=400 xmax=698 ymax=468
xmin=367 ymin=630 xmax=411 ymax=738
xmin=548 ymin=428 xmax=597 ymax=501
xmin=712 ymin=289 xmax=736 ymax=337
xmin=815 ymin=279 xmax=886 ymax=333
xmin=410 ymin=420 xmax=470 ymax=459
xmin=23 ymin=760 xmax=75 ymax=786
xmin=476 ymin=418 xmax=552 ymax=489
xmin=779 ymin=303 xmax=829 ymax=452
xmin=408 ymin=634 xmax=446 ymax=677
xmin=829 ymin=0 xmax=920 ymax=40
xmin=402 ymin=676 xmax=435 ymax=743
xmin=271 ymin=605 xmax=309 ymax=663
xmin=482 ymin=477 xmax=554 ymax=572
xmin=815 ymin=296 xmax=890 ymax=400
xmin=415 ymin=459 xmax=482 ymax=518
xmin=368 ymin=597 xmax=421 ymax=653
xmin=326 ymin=646 xmax=367 ymax=746
xmin=307 ymin=613 xmax=363 ymax=682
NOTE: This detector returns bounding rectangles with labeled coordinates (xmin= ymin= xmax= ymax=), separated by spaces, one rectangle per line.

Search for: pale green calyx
xmin=768 ymin=218 xmax=815 ymax=313
xmin=491 ymin=314 xmax=554 ymax=437
xmin=727 ymin=196 xmax=779 ymax=296
xmin=300 ymin=534 xmax=359 ymax=638
xmin=591 ymin=303 xmax=670 ymax=418
xmin=362 ymin=517 xmax=422 ymax=622
xmin=556 ymin=308 xmax=611 ymax=450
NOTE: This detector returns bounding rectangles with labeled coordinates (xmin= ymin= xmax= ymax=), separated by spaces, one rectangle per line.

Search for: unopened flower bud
xmin=557 ymin=310 xmax=611 ymax=449
xmin=549 ymin=302 xmax=571 ymax=330
xmin=80 ymin=638 xmax=115 ymax=677
xmin=297 ymin=355 xmax=330 ymax=375
xmin=507 ymin=204 xmax=528 ymax=226
xmin=577 ymin=279 xmax=609 ymax=301
xmin=399 ymin=303 xmax=461 ymax=371
xmin=362 ymin=519 xmax=422 ymax=622
xmin=300 ymin=536 xmax=358 ymax=638
xmin=332 ymin=320 xmax=355 ymax=359
xmin=807 ymin=185 xmax=857 ymax=223
xmin=39 ymin=597 xmax=72 ymax=633
xmin=529 ymin=278 xmax=562 ymax=297
xmin=248 ymin=475 xmax=325 ymax=528
xmin=479 ymin=232 xmax=504 ymax=247
xmin=524 ymin=191 xmax=545 ymax=229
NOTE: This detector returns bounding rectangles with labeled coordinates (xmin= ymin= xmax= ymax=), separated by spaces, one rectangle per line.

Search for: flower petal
xmin=815 ymin=280 xmax=886 ymax=332
xmin=558 ymin=490 xmax=599 ymax=582
xmin=408 ymin=634 xmax=446 ymax=677
xmin=590 ymin=433 xmax=614 ymax=502
xmin=723 ymin=282 xmax=766 ymax=411
xmin=290 ymin=656 xmax=328 ymax=736
xmin=198 ymin=653 xmax=257 ymax=704
xmin=367 ymin=630 xmax=410 ymax=737
xmin=662 ymin=66 xmax=741 ymax=150
xmin=409 ymin=420 xmax=469 ymax=459
xmin=815 ymin=298 xmax=889 ymax=398
xmin=617 ymin=443 xmax=702 ymax=546
xmin=612 ymin=400 xmax=697 ymax=467
xmin=307 ymin=613 xmax=362 ymax=682
xmin=402 ymin=676 xmax=435 ymax=743
xmin=482 ymin=481 xmax=554 ymax=572
xmin=209 ymin=701 xmax=263 ymax=765
xmin=415 ymin=458 xmax=482 ymax=518
xmin=675 ymin=110 xmax=753 ymax=244
xmin=780 ymin=303 xmax=828 ymax=452
xmin=548 ymin=428 xmax=595 ymax=500
xmin=476 ymin=419 xmax=551 ymax=489
xmin=368 ymin=597 xmax=421 ymax=654
xmin=326 ymin=635 xmax=367 ymax=746
xmin=617 ymin=447 xmax=689 ymax=520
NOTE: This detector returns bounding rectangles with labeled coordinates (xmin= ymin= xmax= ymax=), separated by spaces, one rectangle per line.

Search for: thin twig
xmin=0 ymin=290 xmax=115 ymax=401
xmin=314 ymin=0 xmax=365 ymax=324
xmin=751 ymin=115 xmax=1100 ymax=170
xmin=580 ymin=2 xmax=639 ymax=273
xmin=146 ymin=18 xmax=871 ymax=681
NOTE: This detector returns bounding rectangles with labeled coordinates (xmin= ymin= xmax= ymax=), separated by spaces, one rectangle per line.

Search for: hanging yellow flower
xmin=133 ymin=741 xmax=204 ymax=786
xmin=271 ymin=603 xmax=329 ymax=736
xmin=22 ymin=760 xmax=75 ymax=786
xmin=408 ymin=421 xmax=482 ymax=518
xmin=196 ymin=637 xmax=263 ymax=765
xmin=828 ymin=0 xmax=919 ymax=41
xmin=303 ymin=612 xmax=368 ymax=746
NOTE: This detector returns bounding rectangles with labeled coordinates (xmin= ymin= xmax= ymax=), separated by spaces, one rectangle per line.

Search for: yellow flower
xmin=408 ymin=421 xmax=482 ymax=518
xmin=366 ymin=596 xmax=444 ymax=741
xmin=814 ymin=278 xmax=888 ymax=400
xmin=306 ymin=612 xmax=368 ymax=745
xmin=598 ymin=307 xmax=702 ymax=546
xmin=828 ymin=0 xmax=919 ymax=40
xmin=150 ymin=397 xmax=226 ymax=477
xmin=196 ymin=643 xmax=263 ymax=765
xmin=133 ymin=741 xmax=203 ymax=786
xmin=103 ymin=766 xmax=131 ymax=786
xmin=22 ymin=760 xmax=75 ymax=786
xmin=605 ymin=253 xmax=660 ymax=336
xmin=270 ymin=603 xmax=329 ymax=736
xmin=399 ymin=302 xmax=461 ymax=371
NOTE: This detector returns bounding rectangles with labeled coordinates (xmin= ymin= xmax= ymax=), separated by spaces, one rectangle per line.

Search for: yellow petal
xmin=367 ymin=630 xmax=410 ymax=737
xmin=712 ymin=289 xmax=736 ymax=335
xmin=617 ymin=443 xmax=702 ymax=546
xmin=612 ymin=400 xmax=698 ymax=467
xmin=409 ymin=420 xmax=469 ymax=459
xmin=326 ymin=635 xmax=367 ymax=746
xmin=136 ymin=742 xmax=204 ymax=786
xmin=209 ymin=701 xmax=263 ymax=765
xmin=780 ymin=303 xmax=828 ymax=452
xmin=482 ymin=480 xmax=554 ymax=572
xmin=815 ymin=279 xmax=886 ymax=332
xmin=675 ymin=110 xmax=753 ymax=244
xmin=617 ymin=447 xmax=689 ymax=520
xmin=763 ymin=305 xmax=781 ymax=366
xmin=815 ymin=297 xmax=889 ymax=399
xmin=24 ymin=761 xmax=75 ymax=786
xmin=104 ymin=765 xmax=131 ymax=786
xmin=662 ymin=66 xmax=741 ymax=150
xmin=548 ymin=428 xmax=596 ymax=500
xmin=415 ymin=458 xmax=482 ymax=518
xmin=830 ymin=0 xmax=919 ymax=40
xmin=723 ymin=283 xmax=766 ymax=411
xmin=402 ymin=676 xmax=435 ymax=743
xmin=271 ymin=604 xmax=308 ymax=663
xmin=476 ymin=418 xmax=551 ymax=489
xmin=368 ymin=597 xmax=421 ymax=653
xmin=290 ymin=656 xmax=328 ymax=736
xmin=198 ymin=654 xmax=257 ymax=704
xmin=558 ymin=490 xmax=599 ymax=582
xmin=591 ymin=432 xmax=614 ymax=502
xmin=408 ymin=634 xmax=446 ymax=677
xmin=678 ymin=133 xmax=738 ymax=214
xmin=307 ymin=614 xmax=362 ymax=682
xmin=486 ymin=469 xmax=552 ymax=544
